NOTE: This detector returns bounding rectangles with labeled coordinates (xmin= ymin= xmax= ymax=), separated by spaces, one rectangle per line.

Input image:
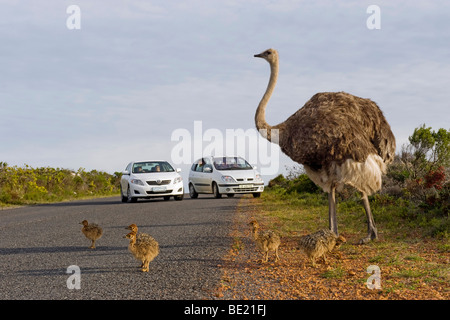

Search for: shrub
xmin=267 ymin=174 xmax=288 ymax=188
xmin=288 ymin=174 xmax=320 ymax=194
xmin=267 ymin=170 xmax=319 ymax=195
xmin=0 ymin=163 xmax=120 ymax=206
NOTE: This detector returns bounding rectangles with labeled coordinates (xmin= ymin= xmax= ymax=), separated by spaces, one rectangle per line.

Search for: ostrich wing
xmin=278 ymin=92 xmax=395 ymax=169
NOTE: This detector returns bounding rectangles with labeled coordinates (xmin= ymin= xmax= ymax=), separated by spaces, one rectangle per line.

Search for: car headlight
xmin=221 ymin=175 xmax=236 ymax=183
xmin=130 ymin=179 xmax=144 ymax=186
xmin=174 ymin=176 xmax=182 ymax=184
xmin=255 ymin=174 xmax=262 ymax=182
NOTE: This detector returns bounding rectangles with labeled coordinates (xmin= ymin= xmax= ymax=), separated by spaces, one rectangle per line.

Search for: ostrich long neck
xmin=128 ymin=238 xmax=136 ymax=247
xmin=255 ymin=59 xmax=280 ymax=143
xmin=251 ymin=227 xmax=259 ymax=241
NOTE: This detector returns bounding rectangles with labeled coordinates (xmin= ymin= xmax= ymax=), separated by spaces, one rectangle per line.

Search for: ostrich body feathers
xmin=278 ymin=92 xmax=395 ymax=194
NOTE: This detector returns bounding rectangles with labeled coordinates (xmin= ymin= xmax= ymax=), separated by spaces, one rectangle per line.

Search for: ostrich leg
xmin=328 ymin=185 xmax=338 ymax=235
xmin=359 ymin=192 xmax=378 ymax=244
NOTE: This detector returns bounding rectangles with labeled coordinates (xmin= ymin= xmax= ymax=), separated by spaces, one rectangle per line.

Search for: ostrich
xmin=254 ymin=49 xmax=396 ymax=244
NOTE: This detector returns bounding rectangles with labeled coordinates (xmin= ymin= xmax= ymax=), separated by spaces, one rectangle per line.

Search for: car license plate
xmin=152 ymin=186 xmax=167 ymax=192
xmin=239 ymin=184 xmax=253 ymax=188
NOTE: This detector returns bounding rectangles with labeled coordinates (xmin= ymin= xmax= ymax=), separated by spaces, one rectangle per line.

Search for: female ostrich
xmin=254 ymin=49 xmax=396 ymax=244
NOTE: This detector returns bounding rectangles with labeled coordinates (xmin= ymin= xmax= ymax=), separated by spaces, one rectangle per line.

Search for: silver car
xmin=120 ymin=160 xmax=184 ymax=202
xmin=188 ymin=156 xmax=264 ymax=198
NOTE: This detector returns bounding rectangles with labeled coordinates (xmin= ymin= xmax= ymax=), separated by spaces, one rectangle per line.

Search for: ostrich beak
xmin=254 ymin=53 xmax=263 ymax=58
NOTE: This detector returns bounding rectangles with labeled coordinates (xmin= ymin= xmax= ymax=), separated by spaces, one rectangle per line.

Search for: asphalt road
xmin=0 ymin=195 xmax=239 ymax=300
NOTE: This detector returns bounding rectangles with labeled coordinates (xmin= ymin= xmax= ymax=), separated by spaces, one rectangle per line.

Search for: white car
xmin=188 ymin=156 xmax=264 ymax=198
xmin=120 ymin=160 xmax=184 ymax=202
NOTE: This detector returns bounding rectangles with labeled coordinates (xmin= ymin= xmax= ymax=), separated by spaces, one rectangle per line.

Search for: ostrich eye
xmin=266 ymin=51 xmax=271 ymax=55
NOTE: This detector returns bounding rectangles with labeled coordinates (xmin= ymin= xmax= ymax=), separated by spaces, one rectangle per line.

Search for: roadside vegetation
xmin=267 ymin=124 xmax=449 ymax=239
xmin=0 ymin=162 xmax=121 ymax=208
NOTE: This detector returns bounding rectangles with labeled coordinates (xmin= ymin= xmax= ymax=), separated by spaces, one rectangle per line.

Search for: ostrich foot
xmin=358 ymin=228 xmax=378 ymax=245
xmin=258 ymin=258 xmax=268 ymax=264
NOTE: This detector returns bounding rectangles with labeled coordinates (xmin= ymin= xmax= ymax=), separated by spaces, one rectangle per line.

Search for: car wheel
xmin=120 ymin=185 xmax=128 ymax=203
xmin=252 ymin=192 xmax=261 ymax=198
xmin=189 ymin=184 xmax=198 ymax=199
xmin=212 ymin=182 xmax=222 ymax=199
xmin=174 ymin=194 xmax=184 ymax=201
xmin=163 ymin=196 xmax=171 ymax=201
xmin=227 ymin=194 xmax=235 ymax=198
xmin=127 ymin=185 xmax=137 ymax=203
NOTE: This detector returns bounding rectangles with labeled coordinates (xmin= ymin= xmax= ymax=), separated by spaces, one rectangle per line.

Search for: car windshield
xmin=132 ymin=161 xmax=174 ymax=173
xmin=212 ymin=157 xmax=253 ymax=170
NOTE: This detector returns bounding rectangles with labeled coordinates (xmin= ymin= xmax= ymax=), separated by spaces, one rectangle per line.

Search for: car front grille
xmin=146 ymin=189 xmax=173 ymax=194
xmin=147 ymin=180 xmax=171 ymax=185
xmin=233 ymin=187 xmax=259 ymax=192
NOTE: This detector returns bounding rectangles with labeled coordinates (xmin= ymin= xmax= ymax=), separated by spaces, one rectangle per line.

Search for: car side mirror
xmin=122 ymin=170 xmax=130 ymax=175
xmin=203 ymin=166 xmax=212 ymax=173
xmin=176 ymin=168 xmax=181 ymax=173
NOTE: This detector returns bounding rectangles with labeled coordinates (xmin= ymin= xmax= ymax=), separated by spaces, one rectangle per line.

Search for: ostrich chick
xmin=124 ymin=231 xmax=159 ymax=272
xmin=125 ymin=223 xmax=154 ymax=267
xmin=80 ymin=220 xmax=103 ymax=249
xmin=249 ymin=220 xmax=281 ymax=263
xmin=298 ymin=229 xmax=346 ymax=267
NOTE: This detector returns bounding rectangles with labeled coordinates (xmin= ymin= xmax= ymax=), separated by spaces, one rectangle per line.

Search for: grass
xmin=258 ymin=187 xmax=449 ymax=241
xmin=237 ymin=188 xmax=450 ymax=299
xmin=320 ymin=266 xmax=346 ymax=279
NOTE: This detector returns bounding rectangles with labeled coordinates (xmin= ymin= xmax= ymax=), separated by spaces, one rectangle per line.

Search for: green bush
xmin=0 ymin=164 xmax=120 ymax=206
xmin=288 ymin=174 xmax=320 ymax=194
xmin=268 ymin=171 xmax=319 ymax=195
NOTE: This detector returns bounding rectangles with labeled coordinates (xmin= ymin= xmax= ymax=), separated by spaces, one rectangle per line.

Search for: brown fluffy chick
xmin=125 ymin=223 xmax=154 ymax=267
xmin=124 ymin=231 xmax=159 ymax=272
xmin=80 ymin=220 xmax=103 ymax=249
xmin=298 ymin=229 xmax=346 ymax=267
xmin=249 ymin=220 xmax=281 ymax=263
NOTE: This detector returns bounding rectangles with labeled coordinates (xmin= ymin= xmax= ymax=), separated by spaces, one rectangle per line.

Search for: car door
xmin=190 ymin=158 xmax=212 ymax=193
xmin=196 ymin=157 xmax=213 ymax=192
xmin=189 ymin=159 xmax=203 ymax=192
xmin=121 ymin=162 xmax=132 ymax=193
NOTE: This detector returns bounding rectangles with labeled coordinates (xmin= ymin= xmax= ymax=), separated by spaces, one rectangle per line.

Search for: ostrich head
xmin=125 ymin=223 xmax=138 ymax=232
xmin=124 ymin=231 xmax=137 ymax=241
xmin=80 ymin=220 xmax=89 ymax=226
xmin=248 ymin=220 xmax=260 ymax=230
xmin=254 ymin=48 xmax=278 ymax=64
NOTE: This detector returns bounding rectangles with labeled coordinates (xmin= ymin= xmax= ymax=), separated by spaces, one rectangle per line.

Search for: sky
xmin=1 ymin=0 xmax=449 ymax=185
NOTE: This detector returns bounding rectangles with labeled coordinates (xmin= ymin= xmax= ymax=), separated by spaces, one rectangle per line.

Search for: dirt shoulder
xmin=216 ymin=196 xmax=449 ymax=300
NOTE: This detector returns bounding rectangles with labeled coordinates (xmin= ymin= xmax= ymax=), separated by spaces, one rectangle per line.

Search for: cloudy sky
xmin=1 ymin=0 xmax=449 ymax=183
